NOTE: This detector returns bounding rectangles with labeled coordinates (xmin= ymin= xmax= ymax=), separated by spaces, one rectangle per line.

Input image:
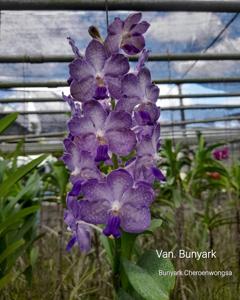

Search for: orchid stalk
xmin=62 ymin=13 xmax=174 ymax=299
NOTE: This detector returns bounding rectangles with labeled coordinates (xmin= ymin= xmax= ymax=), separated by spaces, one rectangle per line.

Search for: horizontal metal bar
xmin=0 ymin=131 xmax=66 ymax=141
xmin=159 ymin=92 xmax=240 ymax=99
xmin=154 ymin=78 xmax=240 ymax=85
xmin=1 ymin=104 xmax=240 ymax=115
xmin=0 ymin=111 xmax=69 ymax=115
xmin=1 ymin=92 xmax=240 ymax=104
xmin=162 ymin=104 xmax=240 ymax=111
xmin=0 ymin=97 xmax=63 ymax=103
xmin=1 ymin=53 xmax=240 ymax=63
xmin=1 ymin=0 xmax=240 ymax=12
xmin=1 ymin=77 xmax=240 ymax=89
xmin=161 ymin=116 xmax=240 ymax=126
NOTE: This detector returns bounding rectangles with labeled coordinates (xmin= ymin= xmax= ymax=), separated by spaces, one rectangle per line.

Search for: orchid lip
xmin=103 ymin=214 xmax=121 ymax=238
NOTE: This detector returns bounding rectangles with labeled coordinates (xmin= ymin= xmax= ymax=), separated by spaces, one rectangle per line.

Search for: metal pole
xmin=1 ymin=77 xmax=240 ymax=88
xmin=1 ymin=104 xmax=240 ymax=114
xmin=1 ymin=93 xmax=240 ymax=103
xmin=161 ymin=115 xmax=240 ymax=127
xmin=159 ymin=92 xmax=240 ymax=99
xmin=1 ymin=53 xmax=240 ymax=63
xmin=1 ymin=0 xmax=240 ymax=12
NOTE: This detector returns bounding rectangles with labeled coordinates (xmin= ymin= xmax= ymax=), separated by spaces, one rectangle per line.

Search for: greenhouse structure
xmin=0 ymin=1 xmax=239 ymax=299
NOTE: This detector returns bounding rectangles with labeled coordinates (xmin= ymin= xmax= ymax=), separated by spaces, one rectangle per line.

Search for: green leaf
xmin=0 ymin=113 xmax=18 ymax=134
xmin=138 ymin=250 xmax=175 ymax=296
xmin=0 ymin=272 xmax=12 ymax=289
xmin=145 ymin=219 xmax=163 ymax=234
xmin=121 ymin=232 xmax=137 ymax=259
xmin=100 ymin=235 xmax=114 ymax=266
xmin=122 ymin=259 xmax=168 ymax=300
xmin=52 ymin=161 xmax=69 ymax=196
xmin=118 ymin=288 xmax=134 ymax=300
xmin=0 ymin=239 xmax=25 ymax=264
xmin=30 ymin=247 xmax=39 ymax=266
xmin=0 ymin=205 xmax=39 ymax=235
xmin=0 ymin=154 xmax=47 ymax=199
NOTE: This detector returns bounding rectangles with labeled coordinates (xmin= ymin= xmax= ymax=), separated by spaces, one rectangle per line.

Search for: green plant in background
xmin=186 ymin=133 xmax=234 ymax=250
xmin=0 ymin=113 xmax=47 ymax=289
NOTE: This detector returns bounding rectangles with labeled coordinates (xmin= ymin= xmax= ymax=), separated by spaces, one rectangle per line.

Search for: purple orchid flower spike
xmin=213 ymin=147 xmax=229 ymax=160
xmin=68 ymin=100 xmax=136 ymax=162
xmin=116 ymin=67 xmax=160 ymax=125
xmin=64 ymin=194 xmax=92 ymax=252
xmin=69 ymin=39 xmax=129 ymax=101
xmin=105 ymin=13 xmax=150 ymax=55
xmin=62 ymin=137 xmax=102 ymax=189
xmin=79 ymin=169 xmax=154 ymax=238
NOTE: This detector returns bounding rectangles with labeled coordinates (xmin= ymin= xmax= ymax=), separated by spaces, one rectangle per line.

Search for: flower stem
xmin=113 ymin=237 xmax=121 ymax=296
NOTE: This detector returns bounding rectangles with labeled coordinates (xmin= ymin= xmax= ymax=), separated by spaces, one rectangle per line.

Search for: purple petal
xmin=64 ymin=210 xmax=75 ymax=228
xmin=136 ymin=49 xmax=150 ymax=72
xmin=70 ymin=180 xmax=82 ymax=196
xmin=75 ymin=135 xmax=98 ymax=156
xmin=124 ymin=13 xmax=142 ymax=31
xmin=63 ymin=93 xmax=81 ymax=116
xmin=122 ymin=183 xmax=154 ymax=206
xmin=108 ymin=17 xmax=124 ymax=34
xmin=106 ymin=169 xmax=133 ymax=201
xmin=104 ymin=54 xmax=129 ymax=76
xmin=104 ymin=34 xmax=121 ymax=55
xmin=68 ymin=116 xmax=95 ymax=136
xmin=122 ymin=35 xmax=145 ymax=55
xmin=83 ymin=100 xmax=107 ymax=129
xmin=82 ymin=180 xmax=111 ymax=202
xmin=62 ymin=139 xmax=81 ymax=171
xmin=122 ymin=73 xmax=141 ymax=98
xmin=104 ymin=111 xmax=132 ymax=131
xmin=103 ymin=215 xmax=121 ymax=238
xmin=67 ymin=37 xmax=82 ymax=58
xmin=134 ymin=103 xmax=160 ymax=126
xmin=105 ymin=76 xmax=122 ymax=100
xmin=95 ymin=145 xmax=110 ymax=162
xmin=137 ymin=136 xmax=155 ymax=157
xmin=76 ymin=224 xmax=91 ymax=252
xmin=106 ymin=128 xmax=136 ymax=156
xmin=121 ymin=205 xmax=151 ymax=233
xmin=146 ymin=84 xmax=160 ymax=103
xmin=70 ymin=78 xmax=96 ymax=102
xmin=115 ymin=97 xmax=140 ymax=113
xmin=131 ymin=21 xmax=150 ymax=34
xmin=66 ymin=196 xmax=81 ymax=219
xmin=151 ymin=167 xmax=166 ymax=181
xmin=66 ymin=236 xmax=77 ymax=251
xmin=85 ymin=39 xmax=107 ymax=72
xmin=138 ymin=68 xmax=152 ymax=89
xmin=69 ymin=58 xmax=94 ymax=82
xmin=79 ymin=199 xmax=109 ymax=224
xmin=134 ymin=125 xmax=154 ymax=140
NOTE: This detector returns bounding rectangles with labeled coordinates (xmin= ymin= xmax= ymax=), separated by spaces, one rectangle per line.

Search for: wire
xmin=105 ymin=0 xmax=109 ymax=29
xmin=180 ymin=12 xmax=239 ymax=79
